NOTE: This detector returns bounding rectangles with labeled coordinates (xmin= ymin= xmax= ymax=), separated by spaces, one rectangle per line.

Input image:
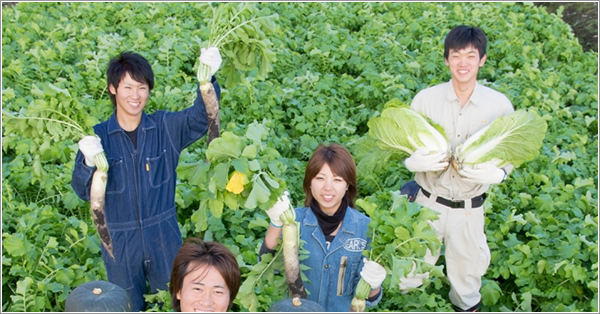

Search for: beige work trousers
xmin=399 ymin=189 xmax=491 ymax=310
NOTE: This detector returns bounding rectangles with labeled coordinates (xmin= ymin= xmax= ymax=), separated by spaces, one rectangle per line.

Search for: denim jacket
xmin=296 ymin=206 xmax=383 ymax=312
xmin=71 ymin=79 xmax=220 ymax=229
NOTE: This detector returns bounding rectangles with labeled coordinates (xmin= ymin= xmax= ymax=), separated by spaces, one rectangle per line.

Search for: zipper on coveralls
xmin=337 ymin=256 xmax=348 ymax=296
xmin=133 ymin=148 xmax=149 ymax=268
xmin=132 ymin=149 xmax=142 ymax=228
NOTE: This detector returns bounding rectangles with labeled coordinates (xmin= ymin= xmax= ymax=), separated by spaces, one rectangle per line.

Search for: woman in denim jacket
xmin=260 ymin=143 xmax=386 ymax=311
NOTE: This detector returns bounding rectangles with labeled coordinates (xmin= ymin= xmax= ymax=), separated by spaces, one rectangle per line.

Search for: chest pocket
xmin=336 ymin=255 xmax=361 ymax=297
xmin=146 ymin=150 xmax=171 ymax=188
xmin=106 ymin=157 xmax=125 ymax=194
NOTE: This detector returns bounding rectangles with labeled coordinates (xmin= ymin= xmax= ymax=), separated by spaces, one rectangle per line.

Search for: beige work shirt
xmin=411 ymin=80 xmax=515 ymax=201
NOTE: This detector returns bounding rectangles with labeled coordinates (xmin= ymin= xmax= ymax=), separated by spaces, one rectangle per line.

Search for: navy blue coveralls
xmin=71 ymin=78 xmax=220 ymax=311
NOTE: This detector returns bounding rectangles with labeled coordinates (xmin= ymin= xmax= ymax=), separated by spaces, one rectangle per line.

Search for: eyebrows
xmin=121 ymin=81 xmax=149 ymax=88
xmin=315 ymin=173 xmax=345 ymax=181
xmin=190 ymin=280 xmax=227 ymax=290
xmin=316 ymin=172 xmax=342 ymax=177
xmin=449 ymin=48 xmax=479 ymax=55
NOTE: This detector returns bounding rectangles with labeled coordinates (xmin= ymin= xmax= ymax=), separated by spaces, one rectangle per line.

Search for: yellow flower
xmin=226 ymin=171 xmax=247 ymax=194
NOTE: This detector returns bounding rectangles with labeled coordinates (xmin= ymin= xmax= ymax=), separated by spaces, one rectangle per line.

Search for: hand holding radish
xmin=351 ymin=258 xmax=386 ymax=311
xmin=458 ymin=161 xmax=506 ymax=184
xmin=266 ymin=191 xmax=291 ymax=228
xmin=359 ymin=258 xmax=386 ymax=289
xmin=199 ymin=47 xmax=223 ymax=76
xmin=404 ymin=147 xmax=448 ymax=172
xmin=78 ymin=135 xmax=104 ymax=167
xmin=79 ymin=134 xmax=112 ymax=258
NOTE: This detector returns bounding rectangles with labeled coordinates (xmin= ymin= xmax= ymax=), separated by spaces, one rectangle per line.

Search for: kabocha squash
xmin=268 ymin=297 xmax=325 ymax=312
xmin=65 ymin=280 xmax=131 ymax=312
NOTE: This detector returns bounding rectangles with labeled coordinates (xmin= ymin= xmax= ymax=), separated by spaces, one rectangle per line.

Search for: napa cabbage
xmin=367 ymin=99 xmax=449 ymax=158
xmin=454 ymin=110 xmax=547 ymax=168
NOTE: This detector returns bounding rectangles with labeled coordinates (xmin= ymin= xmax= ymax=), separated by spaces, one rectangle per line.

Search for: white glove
xmin=199 ymin=47 xmax=222 ymax=76
xmin=458 ymin=162 xmax=506 ymax=185
xmin=360 ymin=258 xmax=386 ymax=289
xmin=404 ymin=148 xmax=448 ymax=172
xmin=266 ymin=191 xmax=291 ymax=228
xmin=78 ymin=135 xmax=104 ymax=167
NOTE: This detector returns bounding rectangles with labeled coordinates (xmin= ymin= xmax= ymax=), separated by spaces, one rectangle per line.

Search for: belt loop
xmin=465 ymin=198 xmax=472 ymax=210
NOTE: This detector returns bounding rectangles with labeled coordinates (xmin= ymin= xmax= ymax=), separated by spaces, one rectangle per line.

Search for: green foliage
xmin=534 ymin=2 xmax=598 ymax=53
xmin=143 ymin=288 xmax=172 ymax=312
xmin=2 ymin=202 xmax=105 ymax=311
xmin=357 ymin=191 xmax=444 ymax=290
xmin=177 ymin=120 xmax=289 ymax=232
xmin=195 ymin=2 xmax=279 ymax=86
xmin=236 ymin=249 xmax=287 ymax=312
xmin=2 ymin=2 xmax=597 ymax=312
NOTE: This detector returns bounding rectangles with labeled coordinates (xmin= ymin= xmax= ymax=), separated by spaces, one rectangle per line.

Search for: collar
xmin=309 ymin=198 xmax=348 ymax=236
xmin=445 ymin=80 xmax=484 ymax=107
xmin=302 ymin=206 xmax=358 ymax=237
xmin=107 ymin=111 xmax=156 ymax=135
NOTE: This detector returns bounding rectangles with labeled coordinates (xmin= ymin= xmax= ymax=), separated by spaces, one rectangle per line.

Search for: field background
xmin=2 ymin=2 xmax=598 ymax=312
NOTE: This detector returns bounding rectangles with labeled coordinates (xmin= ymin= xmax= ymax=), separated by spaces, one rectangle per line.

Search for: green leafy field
xmin=2 ymin=2 xmax=597 ymax=312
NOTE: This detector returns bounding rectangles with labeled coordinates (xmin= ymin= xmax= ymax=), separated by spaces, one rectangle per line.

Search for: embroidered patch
xmin=343 ymin=238 xmax=367 ymax=252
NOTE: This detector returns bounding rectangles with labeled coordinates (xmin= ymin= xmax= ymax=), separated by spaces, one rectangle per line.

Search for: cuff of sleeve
xmin=366 ymin=286 xmax=383 ymax=304
xmin=259 ymin=240 xmax=277 ymax=258
xmin=270 ymin=222 xmax=283 ymax=228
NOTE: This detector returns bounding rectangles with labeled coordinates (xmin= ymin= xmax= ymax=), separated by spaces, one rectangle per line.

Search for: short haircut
xmin=444 ymin=25 xmax=487 ymax=59
xmin=106 ymin=51 xmax=154 ymax=107
xmin=302 ymin=143 xmax=358 ymax=208
xmin=169 ymin=238 xmax=241 ymax=311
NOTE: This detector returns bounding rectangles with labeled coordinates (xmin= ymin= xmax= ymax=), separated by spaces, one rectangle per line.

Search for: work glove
xmin=404 ymin=148 xmax=449 ymax=173
xmin=199 ymin=47 xmax=222 ymax=76
xmin=78 ymin=135 xmax=104 ymax=167
xmin=360 ymin=258 xmax=386 ymax=289
xmin=458 ymin=162 xmax=506 ymax=185
xmin=266 ymin=191 xmax=291 ymax=228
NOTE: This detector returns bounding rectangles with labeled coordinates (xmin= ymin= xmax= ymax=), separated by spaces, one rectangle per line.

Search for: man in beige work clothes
xmin=400 ymin=25 xmax=514 ymax=312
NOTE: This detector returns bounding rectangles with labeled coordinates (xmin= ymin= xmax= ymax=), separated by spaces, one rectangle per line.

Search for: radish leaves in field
xmin=2 ymin=2 xmax=597 ymax=312
xmin=357 ymin=190 xmax=444 ymax=289
xmin=196 ymin=2 xmax=278 ymax=87
xmin=194 ymin=2 xmax=278 ymax=147
xmin=177 ymin=120 xmax=287 ymax=224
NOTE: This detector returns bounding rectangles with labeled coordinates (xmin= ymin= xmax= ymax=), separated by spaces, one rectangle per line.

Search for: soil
xmin=1 ymin=2 xmax=598 ymax=52
xmin=535 ymin=2 xmax=598 ymax=52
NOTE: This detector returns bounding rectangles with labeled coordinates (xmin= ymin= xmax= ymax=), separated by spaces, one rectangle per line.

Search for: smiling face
xmin=176 ymin=264 xmax=231 ymax=312
xmin=109 ymin=72 xmax=149 ymax=130
xmin=310 ymin=163 xmax=349 ymax=215
xmin=445 ymin=45 xmax=486 ymax=86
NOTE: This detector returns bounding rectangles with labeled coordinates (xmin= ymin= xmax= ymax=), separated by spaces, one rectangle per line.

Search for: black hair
xmin=169 ymin=238 xmax=241 ymax=312
xmin=106 ymin=51 xmax=154 ymax=106
xmin=303 ymin=143 xmax=357 ymax=208
xmin=444 ymin=25 xmax=487 ymax=59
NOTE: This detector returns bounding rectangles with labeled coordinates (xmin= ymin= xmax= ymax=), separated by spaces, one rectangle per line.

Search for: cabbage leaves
xmin=367 ymin=100 xmax=449 ymax=159
xmin=455 ymin=110 xmax=547 ymax=168
xmin=367 ymin=99 xmax=547 ymax=170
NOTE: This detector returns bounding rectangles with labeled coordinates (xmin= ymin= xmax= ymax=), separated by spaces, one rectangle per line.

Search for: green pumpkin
xmin=268 ymin=297 xmax=325 ymax=312
xmin=65 ymin=280 xmax=131 ymax=312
